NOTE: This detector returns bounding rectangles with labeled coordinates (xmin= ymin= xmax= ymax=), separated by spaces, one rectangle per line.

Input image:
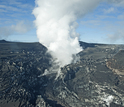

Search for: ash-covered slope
xmin=0 ymin=40 xmax=124 ymax=107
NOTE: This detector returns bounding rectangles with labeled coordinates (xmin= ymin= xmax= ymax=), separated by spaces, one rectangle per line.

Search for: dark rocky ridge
xmin=0 ymin=40 xmax=124 ymax=107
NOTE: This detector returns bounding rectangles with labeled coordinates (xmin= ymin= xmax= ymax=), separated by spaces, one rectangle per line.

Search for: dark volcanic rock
xmin=0 ymin=41 xmax=124 ymax=107
xmin=0 ymin=41 xmax=52 ymax=107
xmin=79 ymin=41 xmax=105 ymax=49
xmin=0 ymin=40 xmax=8 ymax=43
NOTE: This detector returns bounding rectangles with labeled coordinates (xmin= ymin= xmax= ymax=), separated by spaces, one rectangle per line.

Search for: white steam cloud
xmin=32 ymin=0 xmax=100 ymax=69
xmin=33 ymin=0 xmax=124 ymax=76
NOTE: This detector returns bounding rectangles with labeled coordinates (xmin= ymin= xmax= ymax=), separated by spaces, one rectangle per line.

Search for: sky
xmin=0 ymin=0 xmax=124 ymax=44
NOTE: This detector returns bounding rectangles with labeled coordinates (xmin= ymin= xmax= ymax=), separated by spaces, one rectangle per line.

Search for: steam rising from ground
xmin=33 ymin=0 xmax=124 ymax=76
xmin=32 ymin=0 xmax=100 ymax=69
xmin=32 ymin=0 xmax=101 ymax=77
xmin=102 ymin=95 xmax=114 ymax=107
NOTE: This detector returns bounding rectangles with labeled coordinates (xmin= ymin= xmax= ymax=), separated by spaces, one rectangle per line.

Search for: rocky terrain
xmin=106 ymin=50 xmax=124 ymax=75
xmin=0 ymin=40 xmax=124 ymax=107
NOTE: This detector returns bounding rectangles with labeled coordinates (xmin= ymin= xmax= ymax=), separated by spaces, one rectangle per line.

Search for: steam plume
xmin=33 ymin=0 xmax=101 ymax=70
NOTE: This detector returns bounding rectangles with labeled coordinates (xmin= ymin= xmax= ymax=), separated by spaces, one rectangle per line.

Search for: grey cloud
xmin=107 ymin=29 xmax=124 ymax=43
xmin=0 ymin=21 xmax=32 ymax=39
xmin=103 ymin=7 xmax=115 ymax=14
xmin=105 ymin=0 xmax=124 ymax=6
